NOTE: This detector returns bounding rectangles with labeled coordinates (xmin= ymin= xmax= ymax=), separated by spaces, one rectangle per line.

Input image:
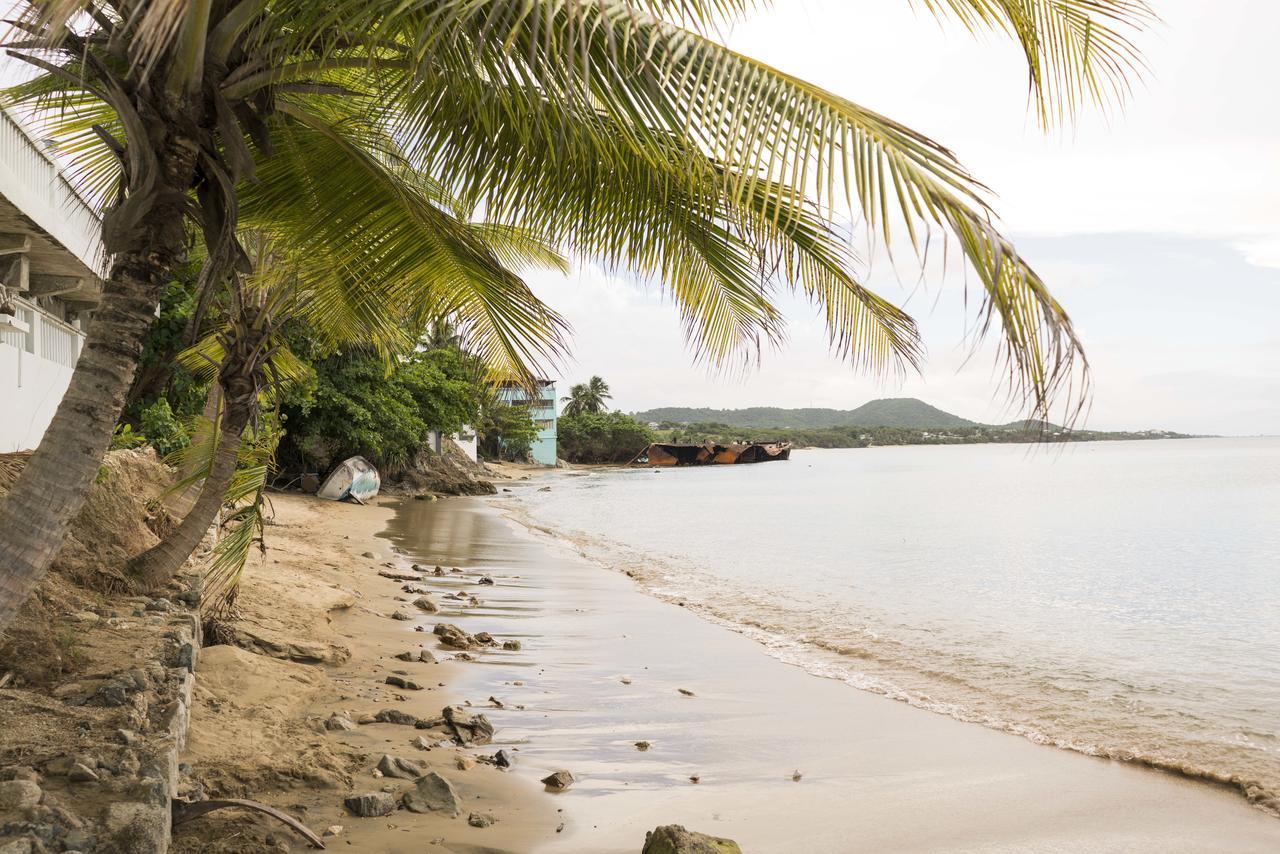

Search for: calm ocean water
xmin=505 ymin=438 xmax=1280 ymax=813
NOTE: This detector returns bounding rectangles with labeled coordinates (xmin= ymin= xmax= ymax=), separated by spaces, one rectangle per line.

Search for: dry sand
xmin=176 ymin=487 xmax=1280 ymax=853
xmin=173 ymin=495 xmax=558 ymax=853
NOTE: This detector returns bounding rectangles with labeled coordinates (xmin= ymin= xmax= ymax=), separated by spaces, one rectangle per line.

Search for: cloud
xmin=532 ymin=232 xmax=1280 ymax=435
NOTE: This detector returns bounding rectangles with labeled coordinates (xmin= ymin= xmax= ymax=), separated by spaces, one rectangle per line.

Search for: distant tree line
xmin=652 ymin=421 xmax=1191 ymax=448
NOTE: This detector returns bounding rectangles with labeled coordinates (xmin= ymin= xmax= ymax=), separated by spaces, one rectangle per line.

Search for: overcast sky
xmin=535 ymin=0 xmax=1280 ymax=435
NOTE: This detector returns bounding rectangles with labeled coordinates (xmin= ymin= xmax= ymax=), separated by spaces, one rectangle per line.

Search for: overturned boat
xmin=317 ymin=455 xmax=381 ymax=503
xmin=631 ymin=441 xmax=792 ymax=467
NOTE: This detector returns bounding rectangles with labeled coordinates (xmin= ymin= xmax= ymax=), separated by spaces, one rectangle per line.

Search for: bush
xmin=477 ymin=401 xmax=539 ymax=461
xmin=138 ymin=399 xmax=188 ymax=458
xmin=557 ymin=412 xmax=653 ymax=463
xmin=279 ymin=346 xmax=482 ymax=476
xmin=109 ymin=423 xmax=148 ymax=451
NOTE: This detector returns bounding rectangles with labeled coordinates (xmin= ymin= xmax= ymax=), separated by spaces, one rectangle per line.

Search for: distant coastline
xmin=631 ymin=398 xmax=1197 ymax=450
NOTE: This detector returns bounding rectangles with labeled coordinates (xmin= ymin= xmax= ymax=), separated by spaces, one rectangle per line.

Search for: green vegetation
xmin=562 ymin=376 xmax=613 ymax=417
xmin=559 ymin=412 xmax=655 ymax=464
xmin=279 ymin=345 xmax=485 ymax=478
xmin=136 ymin=400 xmax=189 ymax=459
xmin=651 ymin=420 xmax=1190 ymax=449
xmin=477 ymin=397 xmax=540 ymax=462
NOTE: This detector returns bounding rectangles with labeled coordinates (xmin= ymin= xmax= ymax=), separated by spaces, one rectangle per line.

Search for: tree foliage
xmin=280 ymin=344 xmax=484 ymax=477
xmin=562 ymin=376 xmax=613 ymax=417
xmin=477 ymin=397 xmax=540 ymax=462
xmin=558 ymin=412 xmax=654 ymax=464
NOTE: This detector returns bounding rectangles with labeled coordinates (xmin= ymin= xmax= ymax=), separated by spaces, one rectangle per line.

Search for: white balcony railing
xmin=1 ymin=299 xmax=85 ymax=452
xmin=0 ymin=107 xmax=104 ymax=274
xmin=2 ymin=297 xmax=83 ymax=366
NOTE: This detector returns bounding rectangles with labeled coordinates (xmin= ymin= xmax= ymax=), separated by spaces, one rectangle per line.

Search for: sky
xmin=532 ymin=0 xmax=1280 ymax=435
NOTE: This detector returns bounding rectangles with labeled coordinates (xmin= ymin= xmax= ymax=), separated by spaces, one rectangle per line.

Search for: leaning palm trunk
xmin=127 ymin=400 xmax=252 ymax=590
xmin=127 ymin=277 xmax=278 ymax=588
xmin=0 ymin=147 xmax=195 ymax=626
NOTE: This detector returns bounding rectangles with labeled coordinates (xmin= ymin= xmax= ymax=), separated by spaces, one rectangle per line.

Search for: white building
xmin=425 ymin=427 xmax=479 ymax=462
xmin=0 ymin=108 xmax=104 ymax=453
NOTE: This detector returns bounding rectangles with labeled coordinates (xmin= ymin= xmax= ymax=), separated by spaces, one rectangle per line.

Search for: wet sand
xmin=381 ymin=489 xmax=1280 ymax=853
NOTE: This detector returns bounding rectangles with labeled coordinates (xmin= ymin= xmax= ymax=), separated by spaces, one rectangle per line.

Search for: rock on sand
xmin=344 ymin=792 xmax=397 ymax=818
xmin=375 ymin=754 xmax=426 ymax=780
xmin=540 ymin=770 xmax=574 ymax=791
xmin=401 ymin=771 xmax=460 ymax=816
xmin=642 ymin=825 xmax=743 ymax=854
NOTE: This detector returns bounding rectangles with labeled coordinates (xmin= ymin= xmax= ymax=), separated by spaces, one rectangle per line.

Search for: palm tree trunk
xmin=0 ymin=143 xmax=196 ymax=632
xmin=0 ymin=250 xmax=182 ymax=627
xmin=127 ymin=399 xmax=253 ymax=589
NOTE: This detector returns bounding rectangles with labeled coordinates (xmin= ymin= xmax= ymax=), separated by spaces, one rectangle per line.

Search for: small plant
xmin=55 ymin=627 xmax=85 ymax=667
xmin=109 ymin=423 xmax=147 ymax=451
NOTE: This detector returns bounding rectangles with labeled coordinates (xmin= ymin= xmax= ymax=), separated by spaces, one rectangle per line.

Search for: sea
xmin=505 ymin=438 xmax=1280 ymax=813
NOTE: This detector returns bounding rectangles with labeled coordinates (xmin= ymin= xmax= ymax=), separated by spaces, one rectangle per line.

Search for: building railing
xmin=0 ymin=305 xmax=31 ymax=351
xmin=1 ymin=297 xmax=83 ymax=369
xmin=39 ymin=312 xmax=81 ymax=368
xmin=0 ymin=107 xmax=104 ymax=273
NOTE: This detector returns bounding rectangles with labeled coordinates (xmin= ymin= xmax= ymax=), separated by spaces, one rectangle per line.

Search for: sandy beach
xmin=174 ymin=483 xmax=1280 ymax=852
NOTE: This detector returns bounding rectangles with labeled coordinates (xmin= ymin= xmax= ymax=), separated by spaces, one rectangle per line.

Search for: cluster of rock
xmin=327 ymin=704 xmax=495 ymax=745
xmin=0 ymin=577 xmax=203 ymax=854
xmin=430 ymin=623 xmax=518 ymax=654
xmin=343 ymin=767 xmax=466 ymax=820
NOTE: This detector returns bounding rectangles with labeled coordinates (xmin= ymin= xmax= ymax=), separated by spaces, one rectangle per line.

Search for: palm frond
xmin=914 ymin=0 xmax=1154 ymax=125
xmin=202 ymin=409 xmax=284 ymax=617
xmin=239 ymin=105 xmax=570 ymax=383
xmin=370 ymin=3 xmax=1093 ymax=410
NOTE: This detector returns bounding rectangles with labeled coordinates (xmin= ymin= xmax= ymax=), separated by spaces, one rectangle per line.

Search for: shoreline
xmin=492 ymin=477 xmax=1279 ymax=819
xmin=175 ymin=485 xmax=1280 ymax=852
xmin=382 ymin=488 xmax=1280 ymax=852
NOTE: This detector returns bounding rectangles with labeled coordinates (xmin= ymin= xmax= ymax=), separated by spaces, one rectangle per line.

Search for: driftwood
xmin=171 ymin=798 xmax=325 ymax=849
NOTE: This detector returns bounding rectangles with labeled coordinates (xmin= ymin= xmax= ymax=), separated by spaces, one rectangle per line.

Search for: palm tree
xmin=0 ymin=1 xmax=1150 ymax=631
xmin=563 ymin=376 xmax=613 ymax=417
xmin=130 ymin=211 xmax=567 ymax=588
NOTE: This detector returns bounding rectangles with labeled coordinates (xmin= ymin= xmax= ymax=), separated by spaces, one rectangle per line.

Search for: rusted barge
xmin=630 ymin=440 xmax=792 ymax=467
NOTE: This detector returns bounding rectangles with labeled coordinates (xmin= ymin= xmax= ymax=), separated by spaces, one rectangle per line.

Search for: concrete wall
xmin=1 ymin=301 xmax=81 ymax=453
xmin=454 ymin=427 xmax=477 ymax=462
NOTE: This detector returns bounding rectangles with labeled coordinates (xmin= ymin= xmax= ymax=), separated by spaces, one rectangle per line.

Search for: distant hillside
xmin=845 ymin=399 xmax=976 ymax=429
xmin=633 ymin=398 xmax=977 ymax=430
xmin=997 ymin=419 xmax=1066 ymax=433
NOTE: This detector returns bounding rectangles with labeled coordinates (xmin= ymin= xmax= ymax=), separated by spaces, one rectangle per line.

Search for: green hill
xmin=632 ymin=398 xmax=976 ymax=430
xmin=997 ymin=419 xmax=1066 ymax=433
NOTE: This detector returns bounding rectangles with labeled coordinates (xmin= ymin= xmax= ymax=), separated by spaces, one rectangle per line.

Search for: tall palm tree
xmin=0 ymin=0 xmax=1150 ymax=631
xmin=563 ymin=376 xmax=613 ymax=416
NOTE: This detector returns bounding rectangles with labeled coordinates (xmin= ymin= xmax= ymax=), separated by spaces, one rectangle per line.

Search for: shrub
xmin=557 ymin=412 xmax=653 ymax=463
xmin=138 ymin=399 xmax=188 ymax=458
xmin=279 ymin=345 xmax=482 ymax=476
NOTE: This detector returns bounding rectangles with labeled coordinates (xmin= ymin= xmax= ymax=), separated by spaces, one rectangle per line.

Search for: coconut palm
xmin=0 ymin=0 xmax=1150 ymax=631
xmin=563 ymin=376 xmax=613 ymax=417
xmin=129 ymin=207 xmax=568 ymax=588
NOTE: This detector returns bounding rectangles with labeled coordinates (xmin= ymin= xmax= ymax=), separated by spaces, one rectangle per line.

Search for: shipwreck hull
xmin=634 ymin=441 xmax=792 ymax=467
